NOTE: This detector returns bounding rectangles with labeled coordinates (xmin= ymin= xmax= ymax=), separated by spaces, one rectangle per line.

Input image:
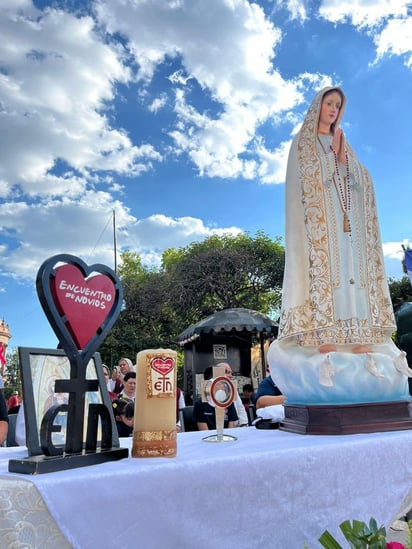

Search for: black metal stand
xmin=9 ymin=447 xmax=129 ymax=475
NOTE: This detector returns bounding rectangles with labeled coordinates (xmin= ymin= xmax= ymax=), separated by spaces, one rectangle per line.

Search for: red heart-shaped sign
xmin=151 ymin=358 xmax=174 ymax=376
xmin=51 ymin=263 xmax=116 ymax=350
xmin=37 ymin=254 xmax=122 ymax=360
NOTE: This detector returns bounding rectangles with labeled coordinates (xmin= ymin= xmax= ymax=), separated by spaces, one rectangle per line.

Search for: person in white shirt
xmin=216 ymin=362 xmax=249 ymax=427
xmin=118 ymin=372 xmax=136 ymax=401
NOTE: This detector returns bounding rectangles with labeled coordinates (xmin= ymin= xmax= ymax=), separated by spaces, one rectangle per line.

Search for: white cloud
xmin=0 ymin=2 xmax=161 ymax=198
xmin=6 ymin=0 xmax=395 ymax=290
xmin=0 ymin=194 xmax=133 ymax=279
xmin=374 ymin=17 xmax=412 ymax=66
xmin=129 ymin=214 xmax=242 ymax=255
xmin=0 ymin=0 xmax=357 ymax=287
xmin=168 ymin=70 xmax=193 ymax=86
xmin=383 ymin=240 xmax=410 ymax=261
xmin=317 ymin=1 xmax=412 ymax=69
xmin=0 ymin=192 xmax=243 ymax=279
xmin=256 ymin=139 xmax=292 ymax=184
xmin=318 ymin=0 xmax=409 ymax=28
xmin=274 ymin=0 xmax=307 ymax=22
xmin=317 ymin=2 xmax=412 ymax=87
xmin=0 ymin=0 xmax=314 ymax=200
xmin=148 ymin=93 xmax=168 ymax=113
xmin=95 ymin=0 xmax=304 ymax=181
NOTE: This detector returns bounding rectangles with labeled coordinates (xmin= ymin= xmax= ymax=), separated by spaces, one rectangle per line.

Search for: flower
xmin=386 ymin=543 xmax=406 ymax=549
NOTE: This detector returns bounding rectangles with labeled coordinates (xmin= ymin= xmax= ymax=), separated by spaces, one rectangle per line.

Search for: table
xmin=1 ymin=427 xmax=412 ymax=548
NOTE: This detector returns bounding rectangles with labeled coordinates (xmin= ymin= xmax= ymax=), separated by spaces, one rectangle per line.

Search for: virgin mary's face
xmin=318 ymin=91 xmax=342 ymax=133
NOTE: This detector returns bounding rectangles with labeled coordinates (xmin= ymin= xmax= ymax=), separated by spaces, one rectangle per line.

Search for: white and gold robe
xmin=268 ymin=86 xmax=411 ymax=404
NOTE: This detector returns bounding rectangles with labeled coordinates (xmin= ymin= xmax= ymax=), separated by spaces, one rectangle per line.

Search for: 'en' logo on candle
xmin=149 ymin=356 xmax=175 ymax=398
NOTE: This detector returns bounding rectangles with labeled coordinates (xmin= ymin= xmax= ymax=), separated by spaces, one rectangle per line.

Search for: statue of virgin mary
xmin=267 ymin=86 xmax=411 ymax=405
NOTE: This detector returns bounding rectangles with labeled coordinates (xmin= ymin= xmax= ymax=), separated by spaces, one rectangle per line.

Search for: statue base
xmin=281 ymin=401 xmax=412 ymax=435
xmin=8 ymin=447 xmax=129 ymax=475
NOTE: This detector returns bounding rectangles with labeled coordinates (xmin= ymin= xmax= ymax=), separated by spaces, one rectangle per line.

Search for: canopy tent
xmin=176 ymin=308 xmax=278 ymax=345
xmin=177 ymin=309 xmax=278 ymax=393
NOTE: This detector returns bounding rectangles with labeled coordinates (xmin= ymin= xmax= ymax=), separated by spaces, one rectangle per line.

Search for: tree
xmin=100 ymin=250 xmax=180 ymax=365
xmin=162 ymin=231 xmax=284 ymax=326
xmin=99 ymin=232 xmax=285 ymax=365
xmin=388 ymin=276 xmax=412 ymax=313
xmin=3 ymin=347 xmax=21 ymax=399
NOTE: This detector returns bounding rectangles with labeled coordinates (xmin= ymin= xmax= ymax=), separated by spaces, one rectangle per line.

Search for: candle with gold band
xmin=132 ymin=349 xmax=177 ymax=458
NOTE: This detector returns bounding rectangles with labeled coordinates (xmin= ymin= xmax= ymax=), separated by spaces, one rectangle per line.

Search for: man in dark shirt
xmin=254 ymin=367 xmax=285 ymax=410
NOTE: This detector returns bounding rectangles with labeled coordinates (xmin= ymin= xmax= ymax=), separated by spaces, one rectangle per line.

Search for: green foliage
xmin=3 ymin=347 xmax=21 ymax=398
xmin=407 ymin=520 xmax=412 ymax=549
xmin=388 ymin=276 xmax=412 ymax=311
xmin=317 ymin=518 xmax=388 ymax=549
xmin=99 ymin=231 xmax=284 ymax=365
xmin=162 ymin=231 xmax=284 ymax=325
xmin=388 ymin=276 xmax=412 ymax=312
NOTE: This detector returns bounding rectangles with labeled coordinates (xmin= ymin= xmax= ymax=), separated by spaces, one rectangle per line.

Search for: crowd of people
xmin=102 ymin=355 xmax=283 ymax=436
xmin=191 ymin=361 xmax=284 ymax=432
xmin=108 ymin=358 xmax=285 ymax=437
xmin=0 ymin=351 xmax=280 ymax=447
xmin=103 ymin=357 xmax=187 ymax=437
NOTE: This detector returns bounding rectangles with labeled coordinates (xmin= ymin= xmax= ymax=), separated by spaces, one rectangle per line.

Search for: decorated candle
xmin=132 ymin=349 xmax=177 ymax=458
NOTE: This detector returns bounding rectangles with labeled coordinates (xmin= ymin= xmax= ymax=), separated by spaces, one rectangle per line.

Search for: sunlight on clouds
xmin=21 ymin=174 xmax=87 ymax=198
xmin=382 ymin=240 xmax=409 ymax=279
xmin=288 ymin=0 xmax=307 ymax=22
xmin=168 ymin=70 xmax=193 ymax=86
xmin=318 ymin=0 xmax=409 ymax=27
xmin=0 ymin=178 xmax=12 ymax=198
xmin=383 ymin=240 xmax=410 ymax=261
xmin=3 ymin=0 xmax=408 ymax=285
xmin=0 ymin=194 xmax=243 ymax=279
xmin=170 ymin=78 xmax=300 ymax=180
xmin=130 ymin=214 xmax=242 ymax=256
xmin=0 ymin=0 xmax=308 ymax=202
xmin=148 ymin=93 xmax=168 ymax=113
xmin=0 ymin=194 xmax=135 ymax=279
xmin=374 ymin=17 xmax=412 ymax=66
xmin=2 ymin=0 xmax=412 ymax=349
xmin=256 ymin=140 xmax=291 ymax=184
xmin=296 ymin=72 xmax=334 ymax=92
xmin=0 ymin=2 xmax=158 ymax=198
xmin=273 ymin=0 xmax=307 ymax=22
xmin=318 ymin=0 xmax=412 ymax=76
xmin=96 ymin=0 xmax=302 ymax=181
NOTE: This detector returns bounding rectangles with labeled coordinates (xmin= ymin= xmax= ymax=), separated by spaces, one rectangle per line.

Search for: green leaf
xmin=318 ymin=530 xmax=344 ymax=549
xmin=338 ymin=519 xmax=386 ymax=549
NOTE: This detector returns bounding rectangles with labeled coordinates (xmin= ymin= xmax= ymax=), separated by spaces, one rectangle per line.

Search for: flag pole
xmin=113 ymin=209 xmax=117 ymax=274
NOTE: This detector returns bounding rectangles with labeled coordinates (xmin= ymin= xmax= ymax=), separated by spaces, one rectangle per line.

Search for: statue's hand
xmin=332 ymin=128 xmax=346 ymax=164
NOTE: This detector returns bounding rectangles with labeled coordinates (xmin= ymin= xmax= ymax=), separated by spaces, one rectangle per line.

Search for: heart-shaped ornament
xmin=37 ymin=254 xmax=123 ymax=359
xmin=151 ymin=357 xmax=174 ymax=376
xmin=51 ymin=264 xmax=116 ymax=349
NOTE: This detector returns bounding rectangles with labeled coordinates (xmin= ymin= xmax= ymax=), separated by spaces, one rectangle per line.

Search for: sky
xmin=1 ymin=0 xmax=412 ymax=353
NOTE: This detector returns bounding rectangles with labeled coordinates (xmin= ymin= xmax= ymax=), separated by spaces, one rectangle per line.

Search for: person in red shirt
xmin=7 ymin=391 xmax=20 ymax=411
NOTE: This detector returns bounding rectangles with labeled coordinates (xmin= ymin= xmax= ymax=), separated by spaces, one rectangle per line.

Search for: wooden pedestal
xmin=281 ymin=401 xmax=412 ymax=435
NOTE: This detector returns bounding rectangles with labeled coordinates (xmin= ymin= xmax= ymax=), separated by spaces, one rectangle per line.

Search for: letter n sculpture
xmin=9 ymin=254 xmax=129 ymax=474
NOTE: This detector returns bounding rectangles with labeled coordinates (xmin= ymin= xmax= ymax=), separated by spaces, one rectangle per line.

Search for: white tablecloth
xmin=2 ymin=427 xmax=412 ymax=548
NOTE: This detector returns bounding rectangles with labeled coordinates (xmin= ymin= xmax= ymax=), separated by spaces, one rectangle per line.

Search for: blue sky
xmin=1 ymin=0 xmax=412 ymax=352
